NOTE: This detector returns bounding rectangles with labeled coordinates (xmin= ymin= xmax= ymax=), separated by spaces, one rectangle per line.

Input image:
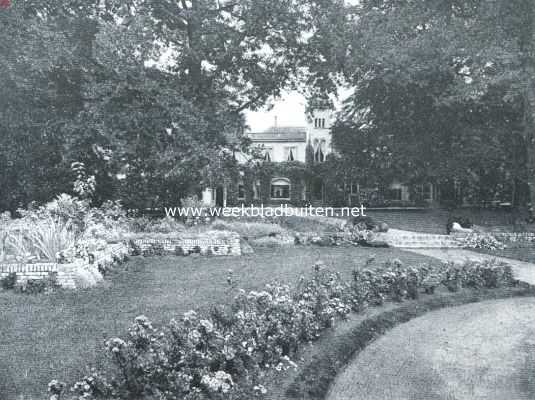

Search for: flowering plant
xmin=462 ymin=233 xmax=506 ymax=250
xmin=49 ymin=259 xmax=517 ymax=400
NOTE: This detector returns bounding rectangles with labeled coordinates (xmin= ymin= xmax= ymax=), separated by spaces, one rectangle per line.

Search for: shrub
xmin=17 ymin=194 xmax=89 ymax=234
xmin=441 ymin=263 xmax=463 ymax=292
xmin=351 ymin=215 xmax=378 ymax=230
xmin=18 ymin=279 xmax=48 ymax=294
xmin=212 ymin=221 xmax=285 ymax=240
xmin=148 ymin=217 xmax=186 ymax=233
xmin=1 ymin=272 xmax=17 ymax=290
xmin=462 ymin=233 xmax=505 ymax=250
xmin=126 ymin=216 xmax=153 ymax=233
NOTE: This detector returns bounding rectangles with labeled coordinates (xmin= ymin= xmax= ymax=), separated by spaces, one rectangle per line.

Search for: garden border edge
xmin=283 ymin=284 xmax=535 ymax=400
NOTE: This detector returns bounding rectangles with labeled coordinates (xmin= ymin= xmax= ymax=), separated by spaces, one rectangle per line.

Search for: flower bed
xmin=460 ymin=232 xmax=506 ymax=250
xmin=48 ymin=258 xmax=517 ymax=400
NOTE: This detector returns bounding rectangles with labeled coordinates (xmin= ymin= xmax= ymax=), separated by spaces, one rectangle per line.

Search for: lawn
xmin=0 ymin=245 xmax=439 ymax=400
xmin=327 ymin=297 xmax=535 ymax=400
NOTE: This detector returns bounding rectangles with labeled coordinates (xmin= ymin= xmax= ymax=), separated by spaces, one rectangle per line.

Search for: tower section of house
xmin=306 ymin=109 xmax=334 ymax=162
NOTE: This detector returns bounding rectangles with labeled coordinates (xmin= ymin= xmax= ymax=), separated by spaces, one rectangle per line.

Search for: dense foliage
xmin=306 ymin=0 xmax=535 ymax=207
xmin=0 ymin=0 xmax=344 ymax=211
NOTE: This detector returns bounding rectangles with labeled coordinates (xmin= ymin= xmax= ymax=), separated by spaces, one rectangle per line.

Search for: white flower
xmin=199 ymin=319 xmax=214 ymax=333
xmin=254 ymin=384 xmax=268 ymax=394
xmin=459 ymin=65 xmax=471 ymax=75
xmin=201 ymin=371 xmax=233 ymax=393
xmin=188 ymin=329 xmax=201 ymax=343
xmin=183 ymin=310 xmax=197 ymax=321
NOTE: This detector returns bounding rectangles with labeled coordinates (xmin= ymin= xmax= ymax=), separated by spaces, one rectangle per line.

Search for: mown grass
xmin=0 ymin=246 xmax=438 ymax=400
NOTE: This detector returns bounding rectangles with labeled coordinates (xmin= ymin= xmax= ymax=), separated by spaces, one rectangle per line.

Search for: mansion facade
xmin=202 ymin=108 xmax=438 ymax=208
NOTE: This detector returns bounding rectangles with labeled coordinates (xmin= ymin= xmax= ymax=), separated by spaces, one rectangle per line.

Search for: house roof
xmin=248 ymin=126 xmax=307 ymax=142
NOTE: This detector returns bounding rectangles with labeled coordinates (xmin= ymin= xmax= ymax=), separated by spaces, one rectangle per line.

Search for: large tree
xmin=314 ymin=0 xmax=535 ymax=207
xmin=0 ymin=0 xmax=344 ymax=210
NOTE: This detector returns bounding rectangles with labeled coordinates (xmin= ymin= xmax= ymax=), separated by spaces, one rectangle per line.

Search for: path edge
xmin=283 ymin=285 xmax=535 ymax=400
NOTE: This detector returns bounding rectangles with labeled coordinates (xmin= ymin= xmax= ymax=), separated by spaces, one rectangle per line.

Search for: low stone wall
xmin=129 ymin=233 xmax=241 ymax=256
xmin=0 ymin=263 xmax=58 ymax=281
xmin=0 ymin=243 xmax=130 ymax=289
xmin=0 ymin=233 xmax=238 ymax=290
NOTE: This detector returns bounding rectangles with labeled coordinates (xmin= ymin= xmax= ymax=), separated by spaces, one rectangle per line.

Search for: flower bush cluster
xmin=49 ymin=259 xmax=516 ymax=400
xmin=440 ymin=260 xmax=514 ymax=291
xmin=461 ymin=232 xmax=506 ymax=250
xmin=3 ymin=194 xmax=131 ymax=263
xmin=352 ymin=258 xmax=514 ymax=305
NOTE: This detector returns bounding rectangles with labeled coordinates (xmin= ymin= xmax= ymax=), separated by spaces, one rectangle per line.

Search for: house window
xmin=253 ymin=180 xmax=261 ymax=199
xmin=237 ymin=184 xmax=246 ymax=200
xmin=263 ymin=147 xmax=273 ymax=162
xmin=314 ymin=118 xmax=326 ymax=128
xmin=415 ymin=184 xmax=433 ymax=201
xmin=314 ymin=139 xmax=326 ymax=162
xmin=387 ymin=188 xmax=403 ymax=201
xmin=423 ymin=183 xmax=433 ymax=200
xmin=284 ymin=146 xmax=297 ymax=161
xmin=270 ymin=178 xmax=291 ymax=200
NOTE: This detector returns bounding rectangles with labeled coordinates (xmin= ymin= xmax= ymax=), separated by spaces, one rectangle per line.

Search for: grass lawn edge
xmin=279 ymin=284 xmax=535 ymax=400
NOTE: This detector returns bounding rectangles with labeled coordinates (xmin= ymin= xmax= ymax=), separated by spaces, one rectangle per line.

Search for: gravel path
xmin=327 ymin=298 xmax=535 ymax=400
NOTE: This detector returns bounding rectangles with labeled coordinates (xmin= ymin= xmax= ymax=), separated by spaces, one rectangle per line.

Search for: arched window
xmin=270 ymin=178 xmax=291 ymax=200
xmin=314 ymin=139 xmax=326 ymax=162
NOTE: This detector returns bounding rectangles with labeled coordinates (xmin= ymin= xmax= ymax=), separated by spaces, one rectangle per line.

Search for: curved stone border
xmin=277 ymin=285 xmax=535 ymax=400
xmin=128 ymin=232 xmax=241 ymax=256
xmin=0 ymin=243 xmax=129 ymax=289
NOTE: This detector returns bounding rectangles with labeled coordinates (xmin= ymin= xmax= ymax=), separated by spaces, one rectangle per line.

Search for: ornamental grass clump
xmin=5 ymin=217 xmax=76 ymax=262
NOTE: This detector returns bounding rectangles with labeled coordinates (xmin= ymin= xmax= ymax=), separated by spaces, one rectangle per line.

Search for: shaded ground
xmin=327 ymin=297 xmax=535 ymax=400
xmin=0 ymin=246 xmax=437 ymax=400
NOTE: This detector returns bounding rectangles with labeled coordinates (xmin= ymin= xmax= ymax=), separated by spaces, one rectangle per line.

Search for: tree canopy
xmin=319 ymin=0 xmax=535 ymax=206
xmin=0 ymin=0 xmax=343 ymax=210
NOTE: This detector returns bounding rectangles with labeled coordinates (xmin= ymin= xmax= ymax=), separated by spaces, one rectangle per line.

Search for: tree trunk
xmin=524 ymin=82 xmax=535 ymax=213
xmin=520 ymin=1 xmax=535 ymax=214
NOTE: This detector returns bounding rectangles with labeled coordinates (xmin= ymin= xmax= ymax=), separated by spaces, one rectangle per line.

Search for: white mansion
xmin=202 ymin=108 xmax=437 ymax=207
